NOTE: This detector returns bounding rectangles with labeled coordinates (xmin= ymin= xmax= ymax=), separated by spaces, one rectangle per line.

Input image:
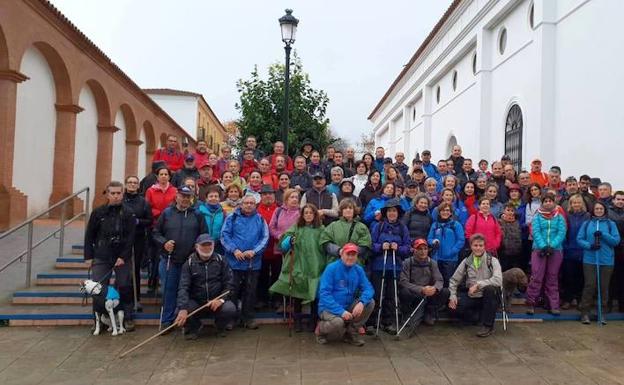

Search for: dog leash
xmin=81 ymin=264 xmax=117 ymax=307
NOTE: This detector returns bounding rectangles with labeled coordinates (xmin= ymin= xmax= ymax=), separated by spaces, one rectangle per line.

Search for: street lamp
xmin=278 ymin=8 xmax=299 ymax=155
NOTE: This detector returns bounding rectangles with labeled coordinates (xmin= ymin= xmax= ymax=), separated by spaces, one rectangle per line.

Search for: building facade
xmin=369 ymin=0 xmax=624 ymax=186
xmin=144 ymin=88 xmax=227 ymax=153
xmin=0 ymin=0 xmax=197 ymax=230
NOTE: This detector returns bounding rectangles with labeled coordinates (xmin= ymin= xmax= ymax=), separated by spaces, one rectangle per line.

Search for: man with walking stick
xmin=397 ymin=239 xmax=448 ymax=339
xmin=174 ymin=234 xmax=236 ymax=339
xmin=152 ymin=186 xmax=207 ymax=331
xmin=316 ymin=243 xmax=375 ymax=346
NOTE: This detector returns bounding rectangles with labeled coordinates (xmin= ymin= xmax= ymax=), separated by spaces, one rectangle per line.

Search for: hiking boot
xmin=294 ymin=317 xmax=303 ymax=333
xmin=384 ymin=324 xmax=397 ymax=335
xmin=343 ymin=332 xmax=365 ymax=346
xmin=225 ymin=321 xmax=234 ymax=331
xmin=571 ymin=299 xmax=578 ymax=308
xmin=581 ymin=314 xmax=591 ymax=324
xmin=476 ymin=325 xmax=494 ymax=338
xmin=159 ymin=322 xmax=173 ymax=335
xmin=550 ymin=309 xmax=561 ymax=316
xmin=184 ymin=328 xmax=200 ymax=340
xmin=365 ymin=325 xmax=376 ymax=335
xmin=423 ymin=313 xmax=436 ymax=326
xmin=124 ymin=320 xmax=136 ymax=332
xmin=135 ymin=303 xmax=143 ymax=313
xmin=244 ymin=320 xmax=259 ymax=330
xmin=215 ymin=327 xmax=227 ymax=338
xmin=560 ymin=302 xmax=570 ymax=310
xmin=599 ymin=314 xmax=607 ymax=325
xmin=526 ymin=306 xmax=535 ymax=315
xmin=316 ymin=335 xmax=328 ymax=345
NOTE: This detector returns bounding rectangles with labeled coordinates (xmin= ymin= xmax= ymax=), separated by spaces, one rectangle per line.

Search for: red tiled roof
xmin=368 ymin=0 xmax=463 ymax=121
xmin=143 ymin=88 xmax=202 ymax=98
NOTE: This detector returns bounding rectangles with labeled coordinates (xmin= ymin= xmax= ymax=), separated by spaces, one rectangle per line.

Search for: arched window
xmin=504 ymin=104 xmax=523 ymax=171
xmin=446 ymin=135 xmax=458 ymax=158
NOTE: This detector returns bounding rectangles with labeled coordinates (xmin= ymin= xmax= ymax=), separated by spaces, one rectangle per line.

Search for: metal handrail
xmin=0 ymin=187 xmax=90 ymax=286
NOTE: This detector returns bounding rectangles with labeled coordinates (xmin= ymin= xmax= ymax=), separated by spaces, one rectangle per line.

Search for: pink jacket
xmin=464 ymin=212 xmax=502 ymax=253
xmin=269 ymin=205 xmax=300 ymax=254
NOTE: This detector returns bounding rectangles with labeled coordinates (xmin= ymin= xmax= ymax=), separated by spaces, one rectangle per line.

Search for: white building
xmin=369 ymin=0 xmax=624 ymax=187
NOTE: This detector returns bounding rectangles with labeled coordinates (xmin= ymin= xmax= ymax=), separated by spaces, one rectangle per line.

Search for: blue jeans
xmin=159 ymin=256 xmax=182 ymax=325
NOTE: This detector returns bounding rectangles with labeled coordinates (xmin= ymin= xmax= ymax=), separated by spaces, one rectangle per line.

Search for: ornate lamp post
xmin=278 ymin=9 xmax=299 ymax=155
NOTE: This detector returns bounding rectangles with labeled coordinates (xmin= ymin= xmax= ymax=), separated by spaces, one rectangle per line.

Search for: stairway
xmin=0 ymin=245 xmax=287 ymax=327
xmin=2 ymin=245 xmax=623 ymax=326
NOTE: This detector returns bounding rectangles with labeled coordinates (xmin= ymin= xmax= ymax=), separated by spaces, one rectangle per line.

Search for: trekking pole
xmin=595 ymin=230 xmax=603 ymax=326
xmin=375 ymin=250 xmax=388 ymax=337
xmin=131 ymin=249 xmax=139 ymax=313
xmin=288 ymin=248 xmax=295 ymax=337
xmin=119 ymin=291 xmax=230 ymax=358
xmin=159 ymin=253 xmax=171 ymax=331
xmin=392 ymin=249 xmax=399 ymax=334
xmin=500 ymin=287 xmax=508 ymax=331
xmin=395 ymin=297 xmax=425 ymax=339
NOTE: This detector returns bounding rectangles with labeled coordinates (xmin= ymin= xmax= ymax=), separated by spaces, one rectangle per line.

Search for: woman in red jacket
xmin=464 ymin=197 xmax=502 ymax=255
xmin=145 ymin=165 xmax=178 ymax=223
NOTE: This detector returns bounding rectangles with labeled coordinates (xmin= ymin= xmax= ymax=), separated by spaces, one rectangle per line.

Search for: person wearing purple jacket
xmin=368 ymin=198 xmax=411 ymax=334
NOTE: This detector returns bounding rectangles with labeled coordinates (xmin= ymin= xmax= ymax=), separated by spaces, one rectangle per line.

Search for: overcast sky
xmin=50 ymin=0 xmax=451 ymax=144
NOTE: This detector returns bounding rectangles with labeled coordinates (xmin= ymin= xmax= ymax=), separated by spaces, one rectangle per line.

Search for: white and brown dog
xmin=80 ymin=279 xmax=126 ymax=336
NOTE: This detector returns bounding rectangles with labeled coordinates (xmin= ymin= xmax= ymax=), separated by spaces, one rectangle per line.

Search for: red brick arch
xmin=0 ymin=25 xmax=8 ymax=70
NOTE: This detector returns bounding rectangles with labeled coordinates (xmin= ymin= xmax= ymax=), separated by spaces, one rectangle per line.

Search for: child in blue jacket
xmin=427 ymin=202 xmax=465 ymax=287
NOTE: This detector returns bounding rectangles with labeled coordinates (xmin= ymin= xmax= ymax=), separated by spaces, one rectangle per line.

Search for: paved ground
xmin=1 ymin=322 xmax=623 ymax=385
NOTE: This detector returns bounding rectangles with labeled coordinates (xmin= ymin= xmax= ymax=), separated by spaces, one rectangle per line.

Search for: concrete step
xmin=12 ymin=289 xmax=161 ymax=305
xmin=55 ymin=257 xmax=88 ymax=269
xmin=36 ymin=271 xmax=149 ymax=286
xmin=71 ymin=244 xmax=84 ymax=255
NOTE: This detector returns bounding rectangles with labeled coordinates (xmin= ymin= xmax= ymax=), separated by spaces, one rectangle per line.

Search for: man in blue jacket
xmin=317 ymin=243 xmax=375 ymax=346
xmin=221 ymin=194 xmax=269 ymax=329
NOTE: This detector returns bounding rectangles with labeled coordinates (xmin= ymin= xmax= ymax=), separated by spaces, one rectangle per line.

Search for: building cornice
xmin=0 ymin=70 xmax=30 ymax=83
xmin=55 ymin=104 xmax=84 ymax=113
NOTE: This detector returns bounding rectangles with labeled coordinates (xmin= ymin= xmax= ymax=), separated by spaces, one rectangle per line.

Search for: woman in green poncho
xmin=270 ymin=203 xmax=325 ymax=332
xmin=320 ymin=198 xmax=372 ymax=264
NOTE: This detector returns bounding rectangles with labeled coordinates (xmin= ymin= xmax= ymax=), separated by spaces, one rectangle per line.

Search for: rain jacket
xmin=427 ymin=219 xmax=465 ymax=262
xmin=320 ymin=217 xmax=372 ymax=263
xmin=269 ymin=224 xmax=326 ymax=303
xmin=577 ymin=216 xmax=620 ymax=266
xmin=464 ymin=213 xmax=502 ymax=253
xmin=269 ymin=206 xmax=300 ymax=254
xmin=145 ymin=183 xmax=177 ymax=222
xmin=197 ymin=202 xmax=225 ymax=250
xmin=431 ymin=200 xmax=469 ymax=226
xmin=531 ymin=210 xmax=567 ymax=251
xmin=564 ymin=211 xmax=590 ymax=261
xmin=402 ymin=208 xmax=433 ymax=241
xmin=152 ymin=205 xmax=207 ymax=264
xmin=220 ymin=207 xmax=269 ymax=271
xmin=318 ymin=259 xmax=375 ymax=316
xmin=362 ymin=194 xmax=391 ymax=225
xmin=370 ymin=220 xmax=411 ymax=272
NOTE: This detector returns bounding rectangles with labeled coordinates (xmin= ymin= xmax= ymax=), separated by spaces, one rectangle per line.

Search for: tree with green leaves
xmin=235 ymin=53 xmax=332 ymax=157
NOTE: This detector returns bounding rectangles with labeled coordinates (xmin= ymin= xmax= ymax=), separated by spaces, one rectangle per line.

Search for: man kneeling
xmin=317 ymin=243 xmax=375 ymax=346
xmin=175 ymin=234 xmax=236 ymax=339
xmin=448 ymin=234 xmax=502 ymax=337
xmin=398 ymin=239 xmax=449 ymax=337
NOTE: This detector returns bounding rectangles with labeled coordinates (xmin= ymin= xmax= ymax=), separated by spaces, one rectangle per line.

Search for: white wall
xmin=147 ymin=94 xmax=198 ymax=139
xmin=554 ymin=0 xmax=624 ymax=188
xmin=138 ymin=128 xmax=146 ymax=179
xmin=73 ymin=86 xmax=98 ymax=203
xmin=111 ymin=110 xmax=126 ymax=182
xmin=14 ymin=47 xmax=56 ymax=215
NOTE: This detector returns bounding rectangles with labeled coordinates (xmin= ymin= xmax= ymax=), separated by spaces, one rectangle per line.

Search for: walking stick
xmin=500 ymin=287 xmax=509 ymax=331
xmin=119 ymin=291 xmax=230 ymax=358
xmin=288 ymin=247 xmax=295 ymax=337
xmin=595 ymin=229 xmax=603 ymax=326
xmin=392 ymin=249 xmax=399 ymax=334
xmin=395 ymin=297 xmax=425 ymax=339
xmin=375 ymin=250 xmax=388 ymax=337
xmin=159 ymin=253 xmax=171 ymax=331
xmin=131 ymin=250 xmax=139 ymax=313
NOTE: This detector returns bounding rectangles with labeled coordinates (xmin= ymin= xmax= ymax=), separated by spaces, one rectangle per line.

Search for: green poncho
xmin=269 ymin=224 xmax=326 ymax=303
xmin=319 ymin=217 xmax=372 ymax=264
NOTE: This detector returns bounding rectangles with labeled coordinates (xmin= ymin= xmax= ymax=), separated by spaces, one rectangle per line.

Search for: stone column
xmin=125 ymin=139 xmax=143 ymax=178
xmin=94 ymin=125 xmax=119 ymax=207
xmin=49 ymin=103 xmax=83 ymax=218
xmin=145 ymin=149 xmax=156 ymax=176
xmin=0 ymin=70 xmax=29 ymax=230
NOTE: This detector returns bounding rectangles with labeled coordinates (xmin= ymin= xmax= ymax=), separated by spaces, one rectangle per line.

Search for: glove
xmin=590 ymin=244 xmax=601 ymax=251
xmin=594 ymin=231 xmax=602 ymax=238
xmin=325 ymin=243 xmax=340 ymax=257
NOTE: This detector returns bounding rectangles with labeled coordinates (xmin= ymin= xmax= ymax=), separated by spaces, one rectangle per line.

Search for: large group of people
xmin=84 ymin=133 xmax=624 ymax=345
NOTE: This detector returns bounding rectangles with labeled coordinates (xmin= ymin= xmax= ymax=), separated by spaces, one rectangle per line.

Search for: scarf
xmin=224 ymin=198 xmax=241 ymax=207
xmin=538 ymin=206 xmax=557 ymax=220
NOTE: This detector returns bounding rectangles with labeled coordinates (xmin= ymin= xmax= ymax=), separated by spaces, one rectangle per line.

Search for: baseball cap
xmin=260 ymin=184 xmax=275 ymax=194
xmin=178 ymin=186 xmax=194 ymax=196
xmin=195 ymin=234 xmax=214 ymax=245
xmin=198 ymin=160 xmax=211 ymax=169
xmin=531 ymin=158 xmax=542 ymax=164
xmin=406 ymin=180 xmax=418 ymax=188
xmin=312 ymin=171 xmax=325 ymax=179
xmin=412 ymin=239 xmax=428 ymax=249
xmin=501 ymin=154 xmax=511 ymax=161
xmin=422 ymin=150 xmax=431 ymax=156
xmin=185 ymin=154 xmax=195 ymax=162
xmin=342 ymin=243 xmax=358 ymax=254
